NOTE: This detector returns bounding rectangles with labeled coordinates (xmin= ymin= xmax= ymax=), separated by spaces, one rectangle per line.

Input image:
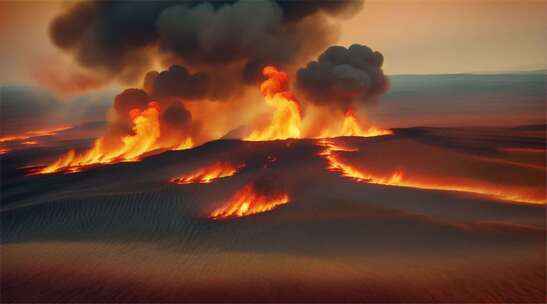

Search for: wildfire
xmin=318 ymin=140 xmax=544 ymax=205
xmin=173 ymin=137 xmax=194 ymax=151
xmin=34 ymin=102 xmax=194 ymax=174
xmin=319 ymin=111 xmax=392 ymax=138
xmin=245 ymin=66 xmax=302 ymax=141
xmin=171 ymin=161 xmax=244 ymax=184
xmin=210 ymin=183 xmax=290 ymax=219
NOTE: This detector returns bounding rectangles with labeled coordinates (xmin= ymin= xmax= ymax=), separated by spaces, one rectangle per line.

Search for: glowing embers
xmin=171 ymin=161 xmax=245 ymax=184
xmin=34 ymin=102 xmax=194 ymax=174
xmin=319 ymin=111 xmax=392 ymax=138
xmin=210 ymin=181 xmax=290 ymax=219
xmin=245 ymin=66 xmax=302 ymax=141
xmin=317 ymin=140 xmax=544 ymax=205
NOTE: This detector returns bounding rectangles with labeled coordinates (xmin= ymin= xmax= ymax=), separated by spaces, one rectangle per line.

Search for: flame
xmin=171 ymin=161 xmax=244 ymax=184
xmin=173 ymin=137 xmax=194 ymax=151
xmin=34 ymin=102 xmax=193 ymax=174
xmin=319 ymin=111 xmax=392 ymax=138
xmin=210 ymin=183 xmax=290 ymax=219
xmin=317 ymin=139 xmax=361 ymax=175
xmin=318 ymin=140 xmax=544 ymax=205
xmin=245 ymin=66 xmax=302 ymax=141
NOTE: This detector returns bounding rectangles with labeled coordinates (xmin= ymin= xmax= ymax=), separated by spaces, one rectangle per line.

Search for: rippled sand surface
xmin=2 ymin=126 xmax=545 ymax=302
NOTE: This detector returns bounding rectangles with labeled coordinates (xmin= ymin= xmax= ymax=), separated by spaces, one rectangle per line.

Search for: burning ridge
xmin=319 ymin=111 xmax=393 ymax=138
xmin=33 ymin=61 xmax=391 ymax=175
xmin=317 ymin=139 xmax=545 ymax=205
xmin=171 ymin=161 xmax=245 ymax=185
xmin=210 ymin=177 xmax=290 ymax=219
xmin=33 ymin=102 xmax=194 ymax=174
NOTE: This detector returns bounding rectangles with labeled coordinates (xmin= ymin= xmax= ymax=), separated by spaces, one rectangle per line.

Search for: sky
xmin=0 ymin=0 xmax=545 ymax=84
xmin=339 ymin=0 xmax=547 ymax=74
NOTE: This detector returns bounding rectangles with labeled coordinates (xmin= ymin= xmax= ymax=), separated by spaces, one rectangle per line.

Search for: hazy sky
xmin=340 ymin=0 xmax=547 ymax=74
xmin=0 ymin=0 xmax=545 ymax=84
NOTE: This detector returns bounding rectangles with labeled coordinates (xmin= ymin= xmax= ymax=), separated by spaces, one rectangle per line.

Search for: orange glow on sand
xmin=319 ymin=111 xmax=392 ymax=138
xmin=245 ymin=66 xmax=302 ymax=141
xmin=34 ymin=102 xmax=194 ymax=174
xmin=171 ymin=161 xmax=244 ymax=184
xmin=0 ymin=125 xmax=73 ymax=143
xmin=318 ymin=140 xmax=545 ymax=205
xmin=0 ymin=125 xmax=73 ymax=156
xmin=210 ymin=183 xmax=290 ymax=219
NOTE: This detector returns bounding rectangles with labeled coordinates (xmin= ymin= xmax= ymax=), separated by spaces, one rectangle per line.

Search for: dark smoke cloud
xmin=162 ymin=101 xmax=192 ymax=128
xmin=296 ymin=44 xmax=388 ymax=110
xmin=113 ymin=88 xmax=149 ymax=119
xmin=49 ymin=0 xmax=363 ymax=93
xmin=112 ymin=68 xmax=196 ymax=137
xmin=147 ymin=65 xmax=208 ymax=100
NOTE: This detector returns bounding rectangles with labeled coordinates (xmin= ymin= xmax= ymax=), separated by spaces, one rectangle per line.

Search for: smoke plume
xmin=146 ymin=65 xmax=208 ymax=100
xmin=49 ymin=0 xmax=363 ymax=92
xmin=296 ymin=44 xmax=388 ymax=111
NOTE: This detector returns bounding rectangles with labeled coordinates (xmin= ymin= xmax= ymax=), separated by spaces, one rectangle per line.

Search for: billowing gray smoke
xmin=296 ymin=44 xmax=388 ymax=110
xmin=113 ymin=65 xmax=199 ymax=124
xmin=107 ymin=69 xmax=196 ymax=146
xmin=49 ymin=0 xmax=363 ymax=94
xmin=145 ymin=65 xmax=208 ymax=100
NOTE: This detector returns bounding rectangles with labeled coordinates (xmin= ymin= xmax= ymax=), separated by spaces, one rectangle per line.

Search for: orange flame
xmin=210 ymin=183 xmax=289 ymax=219
xmin=318 ymin=140 xmax=545 ymax=205
xmin=171 ymin=161 xmax=245 ymax=184
xmin=319 ymin=111 xmax=392 ymax=138
xmin=34 ymin=102 xmax=193 ymax=174
xmin=245 ymin=66 xmax=302 ymax=141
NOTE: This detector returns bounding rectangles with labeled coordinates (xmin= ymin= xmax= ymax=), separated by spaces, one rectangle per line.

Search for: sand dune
xmin=1 ymin=126 xmax=545 ymax=302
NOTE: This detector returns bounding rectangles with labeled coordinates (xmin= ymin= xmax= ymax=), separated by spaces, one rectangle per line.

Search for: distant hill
xmin=369 ymin=73 xmax=546 ymax=128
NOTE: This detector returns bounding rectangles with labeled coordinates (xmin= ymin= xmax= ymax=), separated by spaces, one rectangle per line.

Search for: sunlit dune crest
xmin=318 ymin=140 xmax=545 ymax=205
xmin=34 ymin=102 xmax=194 ymax=174
xmin=319 ymin=111 xmax=392 ymax=138
xmin=210 ymin=183 xmax=290 ymax=219
xmin=171 ymin=161 xmax=244 ymax=184
xmin=245 ymin=66 xmax=302 ymax=141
